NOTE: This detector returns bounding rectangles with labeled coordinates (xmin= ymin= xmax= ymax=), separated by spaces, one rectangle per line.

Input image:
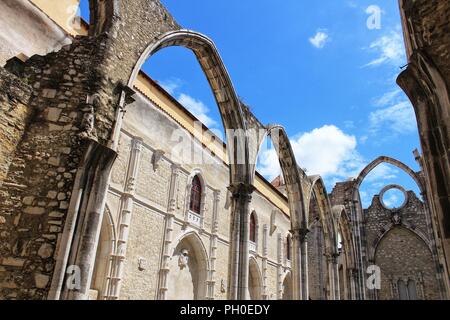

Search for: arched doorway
xmin=282 ymin=272 xmax=293 ymax=300
xmin=248 ymin=258 xmax=263 ymax=300
xmin=166 ymin=233 xmax=209 ymax=300
xmin=90 ymin=205 xmax=116 ymax=300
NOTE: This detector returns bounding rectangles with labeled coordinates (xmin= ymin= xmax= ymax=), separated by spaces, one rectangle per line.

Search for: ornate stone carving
xmin=220 ymin=279 xmax=226 ymax=293
xmin=79 ymin=94 xmax=101 ymax=139
xmin=392 ymin=211 xmax=402 ymax=225
xmin=178 ymin=249 xmax=189 ymax=269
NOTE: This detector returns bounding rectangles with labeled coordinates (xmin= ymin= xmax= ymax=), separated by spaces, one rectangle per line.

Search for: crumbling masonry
xmin=0 ymin=0 xmax=448 ymax=300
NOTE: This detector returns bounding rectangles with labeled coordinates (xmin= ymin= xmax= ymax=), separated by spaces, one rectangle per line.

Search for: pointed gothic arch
xmin=166 ymin=231 xmax=210 ymax=300
xmin=248 ymin=257 xmax=263 ymax=300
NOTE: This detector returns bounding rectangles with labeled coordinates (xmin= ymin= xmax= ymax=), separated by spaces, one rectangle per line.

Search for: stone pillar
xmin=62 ymin=141 xmax=117 ymax=300
xmin=157 ymin=163 xmax=181 ymax=300
xmin=206 ymin=189 xmax=220 ymax=300
xmin=227 ymin=183 xmax=254 ymax=300
xmin=325 ymin=254 xmax=335 ymax=300
xmin=262 ymin=224 xmax=269 ymax=300
xmin=333 ymin=254 xmax=340 ymax=300
xmin=103 ymin=137 xmax=143 ymax=300
xmin=292 ymin=227 xmax=308 ymax=300
xmin=276 ymin=233 xmax=283 ymax=300
xmin=349 ymin=269 xmax=357 ymax=300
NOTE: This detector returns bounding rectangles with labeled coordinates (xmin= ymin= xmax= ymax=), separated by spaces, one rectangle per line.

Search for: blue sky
xmin=79 ymin=1 xmax=421 ymax=208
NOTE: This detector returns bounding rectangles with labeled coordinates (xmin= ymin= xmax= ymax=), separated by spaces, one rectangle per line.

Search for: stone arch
xmin=369 ymin=224 xmax=432 ymax=262
xmin=251 ymin=124 xmax=308 ymax=300
xmin=167 ymin=231 xmax=210 ymax=300
xmin=249 ymin=210 xmax=259 ymax=249
xmin=308 ymin=176 xmax=336 ymax=254
xmin=333 ymin=205 xmax=356 ymax=300
xmin=262 ymin=125 xmax=307 ymax=229
xmin=118 ymin=30 xmax=249 ymax=185
xmin=248 ymin=257 xmax=263 ymax=300
xmin=91 ymin=203 xmax=116 ymax=300
xmin=282 ymin=271 xmax=293 ymax=300
xmin=353 ymin=156 xmax=424 ymax=194
xmin=333 ymin=205 xmax=356 ymax=270
xmin=307 ymin=177 xmax=337 ymax=300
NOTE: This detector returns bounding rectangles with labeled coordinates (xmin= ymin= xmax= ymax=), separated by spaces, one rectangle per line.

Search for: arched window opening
xmin=407 ymin=280 xmax=418 ymax=300
xmin=189 ymin=175 xmax=202 ymax=214
xmin=398 ymin=280 xmax=409 ymax=300
xmin=286 ymin=235 xmax=292 ymax=261
xmin=250 ymin=212 xmax=257 ymax=243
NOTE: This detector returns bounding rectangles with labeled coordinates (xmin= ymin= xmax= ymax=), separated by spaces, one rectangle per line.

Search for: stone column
xmin=227 ymin=183 xmax=254 ymax=300
xmin=262 ymin=224 xmax=269 ymax=300
xmin=276 ymin=233 xmax=283 ymax=300
xmin=292 ymin=227 xmax=308 ymax=300
xmin=63 ymin=141 xmax=117 ymax=300
xmin=157 ymin=163 xmax=181 ymax=300
xmin=104 ymin=137 xmax=143 ymax=300
xmin=206 ymin=189 xmax=220 ymax=300
xmin=332 ymin=254 xmax=340 ymax=300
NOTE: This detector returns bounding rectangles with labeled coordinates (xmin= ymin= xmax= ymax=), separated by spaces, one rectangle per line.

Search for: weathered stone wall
xmin=0 ymin=0 xmax=180 ymax=300
xmin=0 ymin=68 xmax=33 ymax=183
xmin=398 ymin=0 xmax=450 ymax=291
xmin=375 ymin=227 xmax=439 ymax=300
xmin=364 ymin=191 xmax=440 ymax=299
xmin=0 ymin=36 xmax=109 ymax=299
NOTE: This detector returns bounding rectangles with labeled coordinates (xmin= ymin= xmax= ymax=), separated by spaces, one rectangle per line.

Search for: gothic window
xmin=407 ymin=280 xmax=418 ymax=300
xmin=286 ymin=235 xmax=292 ymax=261
xmin=250 ymin=212 xmax=257 ymax=243
xmin=398 ymin=279 xmax=418 ymax=300
xmin=189 ymin=175 xmax=202 ymax=214
xmin=398 ymin=280 xmax=408 ymax=300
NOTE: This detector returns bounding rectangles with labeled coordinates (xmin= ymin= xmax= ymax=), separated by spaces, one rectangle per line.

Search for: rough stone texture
xmin=364 ymin=191 xmax=440 ymax=299
xmin=0 ymin=67 xmax=33 ymax=182
xmin=375 ymin=227 xmax=439 ymax=300
xmin=0 ymin=0 xmax=448 ymax=300
xmin=397 ymin=0 xmax=450 ymax=285
xmin=0 ymin=0 xmax=179 ymax=300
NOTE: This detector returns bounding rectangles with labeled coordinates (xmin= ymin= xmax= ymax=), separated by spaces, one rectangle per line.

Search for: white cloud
xmin=309 ymin=30 xmax=330 ymax=49
xmin=257 ymin=125 xmax=364 ymax=186
xmin=178 ymin=93 xmax=218 ymax=128
xmin=369 ymin=100 xmax=417 ymax=135
xmin=364 ymin=163 xmax=398 ymax=183
xmin=364 ymin=28 xmax=405 ymax=67
xmin=159 ymin=78 xmax=182 ymax=95
xmin=360 ymin=164 xmax=399 ymax=207
xmin=373 ymin=89 xmax=402 ymax=107
xmin=157 ymin=78 xmax=219 ymax=130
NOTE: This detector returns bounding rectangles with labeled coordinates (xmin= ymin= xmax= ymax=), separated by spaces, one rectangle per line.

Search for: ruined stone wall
xmin=0 ymin=36 xmax=108 ymax=299
xmin=0 ymin=0 xmax=180 ymax=300
xmin=0 ymin=68 xmax=33 ymax=183
xmin=398 ymin=0 xmax=450 ymax=290
xmin=364 ymin=191 xmax=440 ymax=299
